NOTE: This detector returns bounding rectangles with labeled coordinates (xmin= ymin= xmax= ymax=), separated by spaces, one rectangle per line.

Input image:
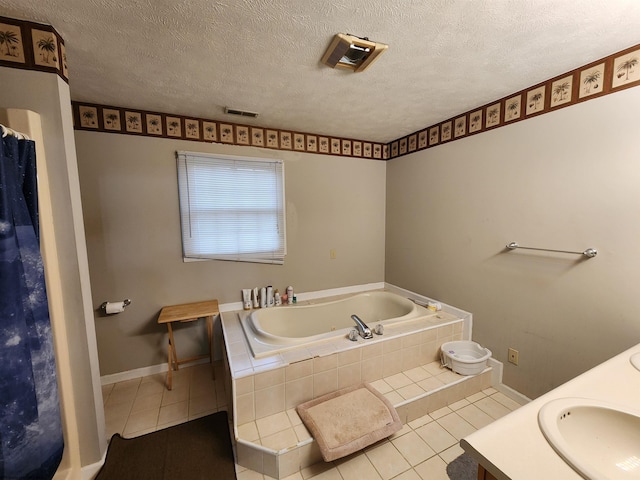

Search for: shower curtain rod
xmin=0 ymin=123 xmax=30 ymax=140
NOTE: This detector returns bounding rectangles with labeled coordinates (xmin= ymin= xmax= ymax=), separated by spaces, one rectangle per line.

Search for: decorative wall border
xmin=71 ymin=101 xmax=388 ymax=160
xmin=0 ymin=16 xmax=68 ymax=82
xmin=387 ymin=43 xmax=640 ymax=159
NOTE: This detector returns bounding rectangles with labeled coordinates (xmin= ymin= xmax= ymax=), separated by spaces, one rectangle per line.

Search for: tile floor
xmin=102 ymin=362 xmax=523 ymax=480
xmin=102 ymin=362 xmax=227 ymax=439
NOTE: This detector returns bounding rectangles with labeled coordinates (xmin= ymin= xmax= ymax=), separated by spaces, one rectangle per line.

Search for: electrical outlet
xmin=330 ymin=249 xmax=336 ymax=259
xmin=508 ymin=348 xmax=519 ymax=365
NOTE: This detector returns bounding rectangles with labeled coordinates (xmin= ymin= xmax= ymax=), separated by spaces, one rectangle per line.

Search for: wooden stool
xmin=157 ymin=299 xmax=219 ymax=390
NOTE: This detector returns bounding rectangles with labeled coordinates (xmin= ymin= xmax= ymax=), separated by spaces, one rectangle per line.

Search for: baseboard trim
xmin=100 ymin=357 xmax=210 ymax=386
xmin=495 ymin=381 xmax=532 ymax=405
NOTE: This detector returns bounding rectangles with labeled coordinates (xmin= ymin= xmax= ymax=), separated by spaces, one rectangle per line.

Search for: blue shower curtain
xmin=0 ymin=134 xmax=63 ymax=479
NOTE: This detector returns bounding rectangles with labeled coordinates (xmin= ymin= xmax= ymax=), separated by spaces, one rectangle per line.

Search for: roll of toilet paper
xmin=105 ymin=301 xmax=126 ymax=314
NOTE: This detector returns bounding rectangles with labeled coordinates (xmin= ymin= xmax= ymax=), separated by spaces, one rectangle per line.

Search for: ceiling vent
xmin=224 ymin=107 xmax=259 ymax=118
xmin=321 ymin=33 xmax=388 ymax=73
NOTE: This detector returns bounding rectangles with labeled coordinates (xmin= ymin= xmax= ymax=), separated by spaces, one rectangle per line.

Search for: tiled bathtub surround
xmin=234 ymin=363 xmax=492 ymax=478
xmin=221 ymin=289 xmax=494 ymax=478
xmin=229 ymin=319 xmax=465 ymax=425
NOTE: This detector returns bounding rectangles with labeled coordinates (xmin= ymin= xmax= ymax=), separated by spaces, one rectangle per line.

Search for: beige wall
xmin=0 ymin=68 xmax=106 ymax=475
xmin=74 ymin=133 xmax=386 ymax=375
xmin=386 ymin=87 xmax=640 ymax=399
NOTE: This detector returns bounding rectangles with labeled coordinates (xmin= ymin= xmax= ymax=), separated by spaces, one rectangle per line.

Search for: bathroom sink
xmin=631 ymin=352 xmax=640 ymax=371
xmin=538 ymin=397 xmax=640 ymax=479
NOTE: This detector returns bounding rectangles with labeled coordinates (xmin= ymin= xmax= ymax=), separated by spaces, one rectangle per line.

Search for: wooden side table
xmin=157 ymin=299 xmax=219 ymax=390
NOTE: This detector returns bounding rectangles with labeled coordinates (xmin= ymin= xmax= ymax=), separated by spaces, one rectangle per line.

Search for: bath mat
xmin=95 ymin=411 xmax=236 ymax=480
xmin=296 ymin=383 xmax=402 ymax=462
xmin=446 ymin=453 xmax=478 ymax=480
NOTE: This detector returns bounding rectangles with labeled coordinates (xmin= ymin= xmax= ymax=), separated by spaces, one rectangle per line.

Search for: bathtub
xmin=240 ymin=291 xmax=435 ymax=358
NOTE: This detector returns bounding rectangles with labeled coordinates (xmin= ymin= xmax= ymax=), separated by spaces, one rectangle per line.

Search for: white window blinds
xmin=176 ymin=151 xmax=286 ymax=264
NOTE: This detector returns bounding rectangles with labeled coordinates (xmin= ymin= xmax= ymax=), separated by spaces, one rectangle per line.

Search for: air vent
xmin=224 ymin=107 xmax=259 ymax=118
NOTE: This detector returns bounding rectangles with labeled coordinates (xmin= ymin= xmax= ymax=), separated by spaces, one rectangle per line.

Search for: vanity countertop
xmin=461 ymin=342 xmax=640 ymax=480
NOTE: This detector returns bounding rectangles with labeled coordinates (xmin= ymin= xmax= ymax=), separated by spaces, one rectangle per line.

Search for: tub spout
xmin=351 ymin=314 xmax=373 ymax=339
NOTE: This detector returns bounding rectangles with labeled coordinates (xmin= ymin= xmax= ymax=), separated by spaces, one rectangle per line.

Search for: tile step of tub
xmin=234 ymin=367 xmax=492 ymax=479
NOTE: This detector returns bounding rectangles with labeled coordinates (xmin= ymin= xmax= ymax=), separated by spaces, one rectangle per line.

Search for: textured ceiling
xmin=2 ymin=0 xmax=640 ymax=143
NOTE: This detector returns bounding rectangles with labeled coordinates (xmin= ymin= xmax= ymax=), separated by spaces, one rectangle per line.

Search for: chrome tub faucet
xmin=351 ymin=314 xmax=373 ymax=339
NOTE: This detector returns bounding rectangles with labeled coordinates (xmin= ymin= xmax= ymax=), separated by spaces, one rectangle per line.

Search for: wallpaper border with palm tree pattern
xmin=388 ymin=43 xmax=640 ymax=159
xmin=71 ymin=101 xmax=388 ymax=160
xmin=0 ymin=16 xmax=68 ymax=82
xmin=2 ymin=15 xmax=637 ymax=161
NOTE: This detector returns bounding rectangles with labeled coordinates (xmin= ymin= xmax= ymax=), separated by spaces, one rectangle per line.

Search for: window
xmin=176 ymin=151 xmax=286 ymax=264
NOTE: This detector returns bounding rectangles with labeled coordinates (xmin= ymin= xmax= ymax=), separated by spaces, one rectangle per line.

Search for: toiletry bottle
xmin=252 ymin=288 xmax=259 ymax=308
xmin=274 ymin=289 xmax=281 ymax=306
xmin=286 ymin=286 xmax=293 ymax=305
xmin=267 ymin=286 xmax=274 ymax=307
xmin=242 ymin=289 xmax=251 ymax=310
xmin=260 ymin=287 xmax=266 ymax=308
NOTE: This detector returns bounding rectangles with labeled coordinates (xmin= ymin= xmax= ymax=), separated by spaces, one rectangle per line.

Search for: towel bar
xmin=506 ymin=242 xmax=597 ymax=258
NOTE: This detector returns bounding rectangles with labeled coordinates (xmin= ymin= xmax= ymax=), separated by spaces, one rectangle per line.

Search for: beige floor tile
xmin=474 ymin=396 xmax=512 ymax=420
xmin=256 ymin=411 xmax=291 ymax=438
xmin=490 ymin=391 xmax=524 ymax=411
xmin=439 ymin=443 xmax=465 ymax=463
xmin=286 ymin=408 xmax=302 ymax=426
xmin=414 ymin=454 xmax=449 ymax=480
xmin=261 ymin=428 xmax=298 ymax=451
xmin=189 ymin=392 xmax=217 ymax=416
xmin=391 ymin=431 xmax=436 ymax=466
xmin=482 ymin=387 xmax=498 ymax=395
xmin=423 ymin=362 xmax=444 ymax=376
xmin=415 ymin=421 xmax=457 ymax=453
xmin=158 ymin=400 xmax=188 ymax=425
xmin=303 ymin=465 xmax=342 ymax=480
xmin=465 ymin=391 xmax=486 ymax=403
xmin=456 ymin=404 xmax=494 ymax=429
xmin=407 ymin=413 xmax=432 ymax=430
xmin=104 ymin=399 xmax=133 ymax=421
xmin=190 ymin=377 xmax=216 ymax=398
xmin=366 ymin=442 xmax=411 ymax=480
xmin=131 ymin=392 xmax=162 ymax=414
xmin=123 ymin=408 xmax=159 ymax=436
xmin=105 ymin=388 xmax=137 ymax=408
xmin=238 ymin=422 xmax=260 ymax=442
xmin=112 ymin=377 xmax=141 ymax=394
xmin=370 ymin=379 xmax=393 ymax=394
xmin=301 ymin=461 xmax=335 ymax=479
xmin=161 ymin=383 xmax=190 ymax=406
xmin=336 ymin=452 xmax=382 ymax=480
xmin=294 ymin=423 xmax=311 ymax=442
xmin=281 ymin=472 xmax=303 ymax=480
xmin=404 ymin=366 xmax=431 ymax=383
xmin=384 ymin=372 xmax=413 ymax=389
xmin=237 ymin=468 xmax=265 ymax=480
xmin=435 ymin=370 xmax=461 ymax=385
xmin=391 ymin=469 xmax=422 ymax=480
xmin=383 ymin=390 xmax=404 ymax=406
xmin=397 ymin=383 xmax=425 ymax=400
xmin=104 ymin=415 xmax=127 ymax=439
xmin=136 ymin=380 xmax=164 ymax=398
xmin=389 ymin=423 xmax=412 ymax=439
xmin=140 ymin=372 xmax=165 ymax=386
xmin=448 ymin=398 xmax=470 ymax=411
xmin=437 ymin=413 xmax=476 ymax=440
xmin=429 ymin=406 xmax=452 ymax=420
xmin=416 ymin=376 xmax=445 ymax=392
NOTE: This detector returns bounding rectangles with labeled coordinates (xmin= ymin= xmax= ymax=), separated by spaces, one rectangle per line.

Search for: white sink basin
xmin=538 ymin=397 xmax=640 ymax=479
xmin=631 ymin=352 xmax=640 ymax=371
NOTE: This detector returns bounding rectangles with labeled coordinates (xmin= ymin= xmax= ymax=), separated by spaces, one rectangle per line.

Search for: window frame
xmin=176 ymin=151 xmax=286 ymax=264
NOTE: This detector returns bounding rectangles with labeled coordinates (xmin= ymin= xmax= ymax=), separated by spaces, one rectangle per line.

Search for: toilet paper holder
xmin=100 ymin=298 xmax=132 ymax=314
